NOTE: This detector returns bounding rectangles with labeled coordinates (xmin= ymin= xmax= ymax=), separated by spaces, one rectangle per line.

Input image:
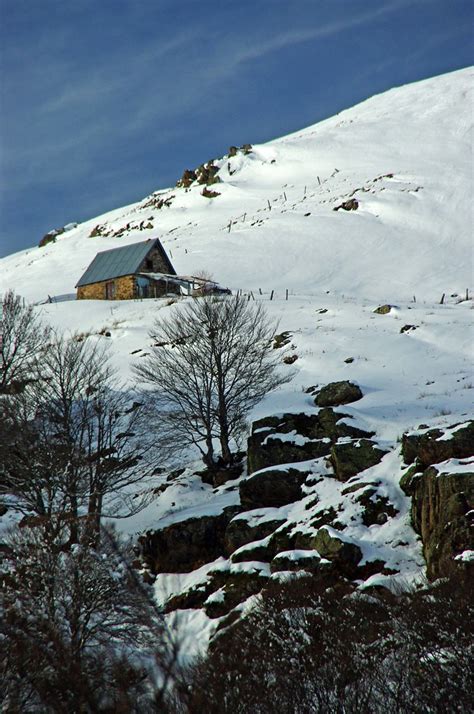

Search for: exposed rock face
xmin=239 ymin=468 xmax=309 ymax=510
xmin=176 ymin=169 xmax=197 ymax=188
xmin=247 ymin=408 xmax=373 ymax=474
xmin=314 ymin=380 xmax=363 ymax=407
xmin=402 ymin=420 xmax=474 ymax=579
xmin=411 ymin=466 xmax=473 ymax=580
xmin=402 ymin=421 xmax=474 ymax=469
xmin=138 ymin=506 xmax=240 ymax=574
xmin=330 ymin=439 xmax=388 ymax=481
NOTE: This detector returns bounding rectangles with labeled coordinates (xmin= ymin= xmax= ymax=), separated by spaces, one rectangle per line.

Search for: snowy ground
xmin=1 ymin=67 xmax=473 ymax=653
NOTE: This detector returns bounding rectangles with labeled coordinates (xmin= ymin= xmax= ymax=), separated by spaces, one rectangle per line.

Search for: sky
xmin=0 ymin=0 xmax=472 ymax=259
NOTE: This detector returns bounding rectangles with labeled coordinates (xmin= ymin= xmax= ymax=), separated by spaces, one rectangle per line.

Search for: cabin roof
xmin=76 ymin=238 xmax=172 ymax=287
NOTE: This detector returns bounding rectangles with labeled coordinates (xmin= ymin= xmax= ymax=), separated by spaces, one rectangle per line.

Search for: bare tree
xmin=134 ymin=295 xmax=290 ymax=469
xmin=0 ymin=523 xmax=178 ymax=713
xmin=0 ymin=332 xmax=157 ymax=545
xmin=0 ymin=289 xmax=50 ymax=394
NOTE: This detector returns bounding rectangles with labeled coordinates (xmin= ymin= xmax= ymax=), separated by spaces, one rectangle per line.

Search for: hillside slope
xmin=1 ymin=67 xmax=472 ymax=303
xmin=1 ymin=68 xmax=473 ymax=654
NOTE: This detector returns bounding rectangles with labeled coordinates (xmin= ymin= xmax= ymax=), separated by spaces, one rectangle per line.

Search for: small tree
xmin=134 ymin=295 xmax=290 ymax=468
xmin=0 ymin=289 xmax=50 ymax=394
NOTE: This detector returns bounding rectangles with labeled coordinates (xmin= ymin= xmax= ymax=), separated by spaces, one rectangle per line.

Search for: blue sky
xmin=0 ymin=0 xmax=472 ymax=258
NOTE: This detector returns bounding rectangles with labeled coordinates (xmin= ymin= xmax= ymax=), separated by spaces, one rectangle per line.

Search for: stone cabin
xmin=76 ymin=238 xmax=186 ymax=300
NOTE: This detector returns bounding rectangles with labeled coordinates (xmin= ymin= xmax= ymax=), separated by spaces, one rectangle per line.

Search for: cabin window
xmin=105 ymin=281 xmax=116 ymax=299
xmin=145 ymin=258 xmax=153 ymax=270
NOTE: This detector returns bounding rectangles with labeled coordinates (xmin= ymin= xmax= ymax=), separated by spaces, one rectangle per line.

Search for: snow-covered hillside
xmin=1 ymin=68 xmax=473 ymax=652
xmin=1 ymin=67 xmax=472 ymax=303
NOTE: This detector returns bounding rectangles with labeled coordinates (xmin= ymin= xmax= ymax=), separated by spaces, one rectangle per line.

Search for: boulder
xmin=334 ymin=198 xmax=359 ymax=211
xmin=374 ymin=304 xmax=393 ymax=314
xmin=138 ymin=505 xmax=240 ymax=574
xmin=410 ymin=465 xmax=474 ymax=580
xmin=330 ymin=439 xmax=388 ymax=481
xmin=273 ymin=331 xmax=292 ymax=349
xmin=201 ymin=187 xmax=221 ymax=198
xmin=311 ymin=528 xmax=362 ymax=576
xmin=402 ymin=421 xmax=474 ymax=469
xmin=314 ymin=381 xmax=363 ymax=407
xmin=240 ymin=468 xmax=309 ymax=510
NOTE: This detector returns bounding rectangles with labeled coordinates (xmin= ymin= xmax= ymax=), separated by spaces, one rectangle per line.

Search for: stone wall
xmin=77 ymin=275 xmax=135 ymax=300
xmin=137 ymin=244 xmax=176 ymax=275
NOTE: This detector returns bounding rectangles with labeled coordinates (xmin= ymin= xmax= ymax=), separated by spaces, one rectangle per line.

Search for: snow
xmin=454 ymin=550 xmax=474 ymax=562
xmin=1 ymin=67 xmax=473 ymax=653
xmin=434 ymin=458 xmax=474 ymax=476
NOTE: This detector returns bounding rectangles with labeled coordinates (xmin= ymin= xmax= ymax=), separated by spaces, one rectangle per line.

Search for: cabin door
xmin=105 ymin=281 xmax=116 ymax=299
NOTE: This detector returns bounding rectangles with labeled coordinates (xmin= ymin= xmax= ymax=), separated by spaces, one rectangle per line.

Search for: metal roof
xmin=76 ymin=239 xmax=164 ymax=287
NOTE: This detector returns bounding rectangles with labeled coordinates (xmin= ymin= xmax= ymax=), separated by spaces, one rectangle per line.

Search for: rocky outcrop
xmin=247 ymin=408 xmax=373 ymax=474
xmin=39 ymin=226 xmax=64 ymax=247
xmin=401 ymin=420 xmax=474 ymax=579
xmin=402 ymin=421 xmax=474 ymax=469
xmin=177 ymin=160 xmax=221 ymax=188
xmin=225 ymin=514 xmax=286 ymax=554
xmin=239 ymin=468 xmax=309 ymax=510
xmin=330 ymin=439 xmax=388 ymax=481
xmin=138 ymin=506 xmax=240 ymax=574
xmin=176 ymin=169 xmax=197 ymax=188
xmin=314 ymin=380 xmax=363 ymax=407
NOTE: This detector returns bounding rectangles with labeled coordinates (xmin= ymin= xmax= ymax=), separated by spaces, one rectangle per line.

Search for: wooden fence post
xmin=270 ymin=290 xmax=274 ymax=301
xmin=267 ymin=200 xmax=271 ymax=211
xmin=440 ymin=293 xmax=445 ymax=305
xmin=286 ymin=289 xmax=288 ymax=301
